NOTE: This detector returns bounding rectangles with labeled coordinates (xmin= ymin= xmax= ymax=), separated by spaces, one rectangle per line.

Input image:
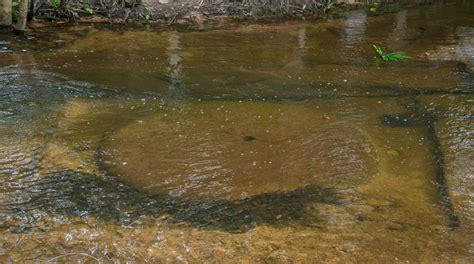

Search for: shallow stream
xmin=0 ymin=2 xmax=473 ymax=262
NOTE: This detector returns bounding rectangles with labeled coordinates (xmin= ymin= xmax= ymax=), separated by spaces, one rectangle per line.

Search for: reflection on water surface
xmin=0 ymin=2 xmax=473 ymax=262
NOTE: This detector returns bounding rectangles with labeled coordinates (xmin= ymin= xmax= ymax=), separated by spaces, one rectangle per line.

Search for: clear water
xmin=0 ymin=2 xmax=473 ymax=262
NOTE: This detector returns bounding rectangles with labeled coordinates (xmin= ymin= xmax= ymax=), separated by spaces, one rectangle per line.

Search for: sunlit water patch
xmin=100 ymin=102 xmax=378 ymax=200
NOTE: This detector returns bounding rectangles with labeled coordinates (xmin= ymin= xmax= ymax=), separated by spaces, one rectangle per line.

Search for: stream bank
xmin=1 ymin=0 xmax=441 ymax=29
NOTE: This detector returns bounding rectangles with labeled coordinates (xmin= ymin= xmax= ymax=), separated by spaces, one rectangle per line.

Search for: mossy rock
xmin=99 ymin=102 xmax=378 ymax=200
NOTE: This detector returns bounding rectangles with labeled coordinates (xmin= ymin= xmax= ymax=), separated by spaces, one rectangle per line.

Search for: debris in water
xmin=243 ymin=135 xmax=256 ymax=141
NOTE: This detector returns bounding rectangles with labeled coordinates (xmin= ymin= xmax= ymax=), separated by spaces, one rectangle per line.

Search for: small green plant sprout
xmin=50 ymin=0 xmax=60 ymax=9
xmin=143 ymin=7 xmax=152 ymax=20
xmin=373 ymin=44 xmax=413 ymax=62
xmin=323 ymin=0 xmax=334 ymax=14
xmin=243 ymin=10 xmax=253 ymax=18
xmin=12 ymin=0 xmax=20 ymax=20
xmin=82 ymin=0 xmax=94 ymax=15
xmin=84 ymin=7 xmax=94 ymax=15
xmin=167 ymin=13 xmax=178 ymax=24
xmin=269 ymin=6 xmax=279 ymax=15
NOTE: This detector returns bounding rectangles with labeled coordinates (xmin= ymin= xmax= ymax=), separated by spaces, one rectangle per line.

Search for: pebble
xmin=386 ymin=221 xmax=404 ymax=231
xmin=337 ymin=243 xmax=356 ymax=253
xmin=386 ymin=149 xmax=400 ymax=157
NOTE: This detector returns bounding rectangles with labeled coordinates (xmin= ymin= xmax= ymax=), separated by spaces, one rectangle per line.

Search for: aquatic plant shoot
xmin=373 ymin=44 xmax=413 ymax=62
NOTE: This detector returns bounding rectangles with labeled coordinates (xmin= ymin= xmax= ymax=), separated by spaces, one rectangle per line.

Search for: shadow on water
xmin=2 ymin=170 xmax=341 ymax=233
xmin=380 ymin=98 xmax=460 ymax=228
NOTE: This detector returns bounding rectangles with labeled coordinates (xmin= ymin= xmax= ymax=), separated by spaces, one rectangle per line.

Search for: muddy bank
xmin=28 ymin=0 xmax=341 ymax=24
xmin=20 ymin=0 xmax=437 ymax=26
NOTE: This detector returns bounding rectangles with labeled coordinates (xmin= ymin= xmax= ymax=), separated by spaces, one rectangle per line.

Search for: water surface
xmin=0 ymin=2 xmax=473 ymax=262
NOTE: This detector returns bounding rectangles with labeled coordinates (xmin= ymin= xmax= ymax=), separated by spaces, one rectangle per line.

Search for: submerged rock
xmin=100 ymin=102 xmax=378 ymax=200
xmin=37 ymin=143 xmax=98 ymax=177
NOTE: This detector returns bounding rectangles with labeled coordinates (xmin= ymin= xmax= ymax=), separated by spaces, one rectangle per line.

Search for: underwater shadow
xmin=380 ymin=101 xmax=460 ymax=228
xmin=5 ymin=170 xmax=341 ymax=233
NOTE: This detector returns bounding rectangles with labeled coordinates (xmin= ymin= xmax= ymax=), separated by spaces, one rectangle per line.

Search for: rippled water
xmin=0 ymin=2 xmax=473 ymax=262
